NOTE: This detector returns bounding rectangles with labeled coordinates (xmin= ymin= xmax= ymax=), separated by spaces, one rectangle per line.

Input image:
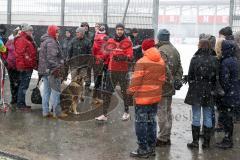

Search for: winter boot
xmin=187 ymin=125 xmax=200 ymax=149
xmin=199 ymin=125 xmax=204 ymax=138
xmin=216 ymin=137 xmax=233 ymax=149
xmin=216 ymin=120 xmax=234 ymax=149
xmin=202 ymin=126 xmax=212 ymax=149
xmin=130 ymin=148 xmax=150 ymax=158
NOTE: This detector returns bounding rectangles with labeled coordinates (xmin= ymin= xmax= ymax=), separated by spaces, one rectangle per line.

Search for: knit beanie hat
xmin=21 ymin=23 xmax=33 ymax=32
xmin=157 ymin=29 xmax=170 ymax=42
xmin=115 ymin=23 xmax=125 ymax=29
xmin=142 ymin=39 xmax=155 ymax=51
xmin=76 ymin=27 xmax=85 ymax=34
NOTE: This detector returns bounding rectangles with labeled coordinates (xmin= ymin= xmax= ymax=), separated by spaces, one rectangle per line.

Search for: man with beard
xmin=95 ymin=23 xmax=133 ymax=121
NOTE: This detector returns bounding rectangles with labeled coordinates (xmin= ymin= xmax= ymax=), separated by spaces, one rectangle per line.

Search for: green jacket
xmin=157 ymin=41 xmax=183 ymax=97
xmin=69 ymin=37 xmax=92 ymax=58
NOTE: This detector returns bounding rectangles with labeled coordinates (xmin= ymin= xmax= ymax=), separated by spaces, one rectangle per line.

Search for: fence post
xmin=152 ymin=0 xmax=159 ymax=40
xmin=7 ymin=0 xmax=12 ymax=24
xmin=103 ymin=0 xmax=108 ymax=24
xmin=229 ymin=0 xmax=234 ymax=27
xmin=61 ymin=0 xmax=65 ymax=26
xmin=122 ymin=0 xmax=130 ymax=25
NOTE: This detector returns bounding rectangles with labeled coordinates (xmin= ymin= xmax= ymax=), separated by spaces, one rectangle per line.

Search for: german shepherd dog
xmin=60 ymin=73 xmax=85 ymax=115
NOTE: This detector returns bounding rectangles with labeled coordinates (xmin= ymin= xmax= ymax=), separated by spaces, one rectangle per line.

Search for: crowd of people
xmin=0 ymin=22 xmax=240 ymax=158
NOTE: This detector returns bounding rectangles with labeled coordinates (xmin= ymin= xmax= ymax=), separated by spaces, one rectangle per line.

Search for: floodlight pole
xmin=7 ymin=0 xmax=12 ymax=24
xmin=152 ymin=0 xmax=159 ymax=39
xmin=122 ymin=0 xmax=130 ymax=25
xmin=103 ymin=0 xmax=108 ymax=24
xmin=61 ymin=0 xmax=65 ymax=26
xmin=229 ymin=0 xmax=234 ymax=27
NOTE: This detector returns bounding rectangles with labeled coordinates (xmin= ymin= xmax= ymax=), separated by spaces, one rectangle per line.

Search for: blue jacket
xmin=220 ymin=40 xmax=240 ymax=107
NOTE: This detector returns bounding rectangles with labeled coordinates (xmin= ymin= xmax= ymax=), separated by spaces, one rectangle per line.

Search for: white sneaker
xmin=95 ymin=115 xmax=108 ymax=121
xmin=122 ymin=112 xmax=130 ymax=121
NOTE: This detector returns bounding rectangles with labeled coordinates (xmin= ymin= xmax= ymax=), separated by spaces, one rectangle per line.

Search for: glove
xmin=51 ymin=68 xmax=61 ymax=78
xmin=182 ymin=75 xmax=188 ymax=84
xmin=174 ymin=79 xmax=183 ymax=90
xmin=113 ymin=55 xmax=128 ymax=62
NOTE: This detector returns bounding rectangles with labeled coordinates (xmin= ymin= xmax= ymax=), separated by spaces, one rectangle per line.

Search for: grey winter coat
xmin=38 ymin=34 xmax=64 ymax=76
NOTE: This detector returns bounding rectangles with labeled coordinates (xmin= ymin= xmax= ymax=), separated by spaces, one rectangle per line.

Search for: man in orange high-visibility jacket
xmin=128 ymin=39 xmax=166 ymax=158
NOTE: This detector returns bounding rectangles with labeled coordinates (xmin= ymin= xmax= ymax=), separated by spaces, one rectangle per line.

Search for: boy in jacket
xmin=128 ymin=39 xmax=166 ymax=158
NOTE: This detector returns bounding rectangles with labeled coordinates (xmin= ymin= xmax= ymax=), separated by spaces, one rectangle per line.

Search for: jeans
xmin=40 ymin=76 xmax=51 ymax=116
xmin=192 ymin=105 xmax=213 ymax=128
xmin=48 ymin=75 xmax=62 ymax=116
xmin=135 ymin=104 xmax=158 ymax=150
xmin=17 ymin=70 xmax=33 ymax=107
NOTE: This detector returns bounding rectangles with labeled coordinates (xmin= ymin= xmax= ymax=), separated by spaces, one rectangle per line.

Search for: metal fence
xmin=0 ymin=0 xmax=156 ymax=29
xmin=230 ymin=0 xmax=240 ymax=31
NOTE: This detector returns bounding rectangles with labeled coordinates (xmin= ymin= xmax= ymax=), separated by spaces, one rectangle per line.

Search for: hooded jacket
xmin=128 ymin=47 xmax=166 ymax=105
xmin=38 ymin=26 xmax=64 ymax=76
xmin=92 ymin=32 xmax=109 ymax=65
xmin=220 ymin=40 xmax=240 ymax=107
xmin=14 ymin=32 xmax=37 ymax=71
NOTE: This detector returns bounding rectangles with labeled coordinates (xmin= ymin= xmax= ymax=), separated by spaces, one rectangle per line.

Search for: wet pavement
xmin=0 ymin=78 xmax=240 ymax=160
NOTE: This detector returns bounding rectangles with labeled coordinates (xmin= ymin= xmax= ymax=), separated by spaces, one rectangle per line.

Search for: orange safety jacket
xmin=128 ymin=47 xmax=166 ymax=105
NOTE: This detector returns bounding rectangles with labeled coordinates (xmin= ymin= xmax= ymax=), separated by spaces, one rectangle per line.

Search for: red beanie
xmin=48 ymin=25 xmax=59 ymax=39
xmin=142 ymin=39 xmax=155 ymax=51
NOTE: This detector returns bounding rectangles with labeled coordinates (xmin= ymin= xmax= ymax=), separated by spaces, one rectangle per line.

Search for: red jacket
xmin=107 ymin=37 xmax=133 ymax=71
xmin=14 ymin=32 xmax=37 ymax=71
xmin=92 ymin=33 xmax=108 ymax=65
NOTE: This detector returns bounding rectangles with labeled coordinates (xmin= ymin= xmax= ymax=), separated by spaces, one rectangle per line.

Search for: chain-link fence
xmin=0 ymin=0 xmax=154 ymax=29
xmin=230 ymin=0 xmax=240 ymax=31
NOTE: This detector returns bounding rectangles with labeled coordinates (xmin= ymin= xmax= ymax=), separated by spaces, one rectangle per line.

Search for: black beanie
xmin=115 ymin=23 xmax=125 ymax=29
xmin=157 ymin=29 xmax=170 ymax=41
xmin=219 ymin=26 xmax=233 ymax=37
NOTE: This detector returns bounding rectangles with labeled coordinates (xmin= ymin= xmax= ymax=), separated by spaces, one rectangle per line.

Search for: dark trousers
xmin=219 ymin=106 xmax=234 ymax=140
xmin=8 ymin=69 xmax=20 ymax=104
xmin=135 ymin=104 xmax=158 ymax=150
xmin=17 ymin=70 xmax=32 ymax=107
xmin=93 ymin=63 xmax=107 ymax=99
xmin=85 ymin=56 xmax=94 ymax=87
xmin=102 ymin=71 xmax=130 ymax=115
